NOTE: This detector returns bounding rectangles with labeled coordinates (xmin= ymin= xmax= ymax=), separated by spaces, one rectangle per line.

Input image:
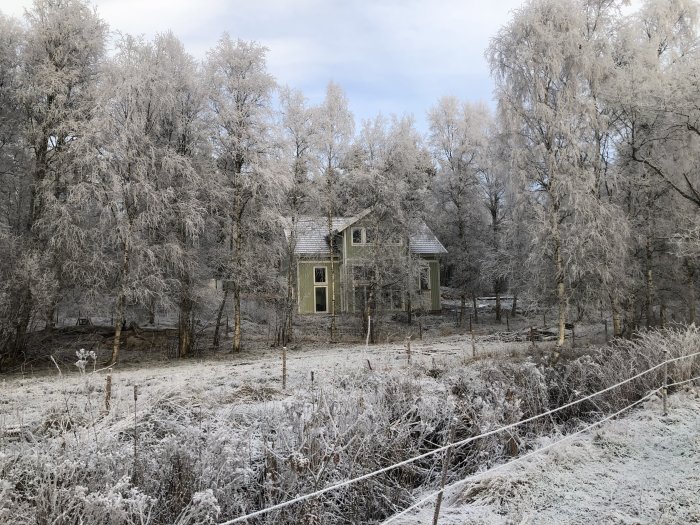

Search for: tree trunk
xmin=110 ymin=238 xmax=131 ymax=366
xmin=472 ymin=294 xmax=478 ymax=324
xmin=611 ymin=295 xmax=622 ymax=338
xmin=686 ymin=259 xmax=696 ymax=324
xmin=232 ymin=286 xmax=242 ymax=353
xmin=550 ymin=205 xmax=566 ymax=365
xmin=623 ymin=297 xmax=636 ymax=339
xmin=285 ymin=246 xmax=295 ymax=345
xmin=645 ymin=237 xmax=653 ymax=329
xmin=178 ymin=277 xmax=193 ymax=358
xmin=326 ymin=162 xmax=337 ymax=342
xmin=212 ymin=288 xmax=228 ymax=350
xmin=459 ymin=293 xmax=466 ymax=327
xmin=511 ymin=294 xmax=517 ymax=317
xmin=10 ymin=288 xmax=33 ymax=363
xmin=232 ymin=197 xmax=244 ymax=353
xmin=148 ymin=297 xmax=156 ymax=326
xmin=495 ymin=288 xmax=502 ymax=323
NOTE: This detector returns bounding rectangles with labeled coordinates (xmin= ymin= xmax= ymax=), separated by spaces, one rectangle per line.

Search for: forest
xmin=0 ymin=0 xmax=699 ymax=369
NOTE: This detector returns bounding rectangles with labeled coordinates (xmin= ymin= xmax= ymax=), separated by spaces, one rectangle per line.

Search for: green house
xmin=286 ymin=209 xmax=447 ymax=315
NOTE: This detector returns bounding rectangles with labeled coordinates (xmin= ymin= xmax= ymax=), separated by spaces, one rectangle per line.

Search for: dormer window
xmin=351 ymin=227 xmax=374 ymax=245
xmin=352 ymin=228 xmax=363 ymax=245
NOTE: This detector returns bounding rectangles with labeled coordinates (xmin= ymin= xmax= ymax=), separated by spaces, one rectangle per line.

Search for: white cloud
xmin=0 ymin=0 xmax=530 ymax=130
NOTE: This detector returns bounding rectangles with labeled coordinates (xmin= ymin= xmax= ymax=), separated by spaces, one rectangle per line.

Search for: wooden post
xmin=469 ymin=314 xmax=472 ymax=332
xmin=662 ymin=349 xmax=669 ymax=416
xmin=365 ymin=315 xmax=371 ymax=348
xmin=529 ymin=326 xmax=536 ymax=348
xmin=604 ymin=319 xmax=609 ymax=342
xmin=419 ymin=320 xmax=423 ymax=340
xmin=132 ymin=385 xmax=139 ymax=483
xmin=406 ymin=336 xmax=412 ymax=365
xmin=282 ymin=346 xmax=287 ymax=390
xmin=571 ymin=324 xmax=575 ymax=348
xmin=432 ymin=424 xmax=456 ymax=525
xmin=506 ymin=310 xmax=510 ymax=331
xmin=104 ymin=369 xmax=112 ymax=413
xmin=470 ymin=328 xmax=476 ymax=357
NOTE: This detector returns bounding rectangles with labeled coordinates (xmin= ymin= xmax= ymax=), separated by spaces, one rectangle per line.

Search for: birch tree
xmin=6 ymin=0 xmax=106 ymax=360
xmin=207 ymin=36 xmax=276 ymax=353
xmin=312 ymin=82 xmax=354 ymax=342
xmin=277 ymin=87 xmax=315 ymax=345
xmin=94 ymin=35 xmax=179 ymax=365
xmin=428 ymin=97 xmax=489 ymax=324
xmin=489 ymin=0 xmax=629 ymax=359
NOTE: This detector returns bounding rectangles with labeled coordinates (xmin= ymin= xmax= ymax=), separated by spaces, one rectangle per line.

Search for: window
xmin=352 ymin=228 xmax=363 ymax=245
xmin=419 ymin=267 xmax=431 ymax=292
xmin=314 ymin=267 xmax=326 ymax=284
xmin=351 ymin=227 xmax=375 ymax=245
xmin=315 ymin=286 xmax=328 ymax=312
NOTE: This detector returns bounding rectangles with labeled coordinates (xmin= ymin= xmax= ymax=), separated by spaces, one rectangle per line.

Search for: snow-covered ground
xmin=1 ymin=334 xmax=530 ymax=432
xmin=1 ymin=330 xmax=697 ymax=525
xmin=397 ymin=391 xmax=700 ymax=525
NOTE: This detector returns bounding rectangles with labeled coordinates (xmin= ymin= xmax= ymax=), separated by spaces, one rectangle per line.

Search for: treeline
xmin=0 ymin=0 xmax=698 ymax=366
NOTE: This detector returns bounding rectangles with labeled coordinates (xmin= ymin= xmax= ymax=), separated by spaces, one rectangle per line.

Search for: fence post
xmin=470 ymin=327 xmax=476 ymax=357
xmin=662 ymin=349 xmax=669 ymax=416
xmin=406 ymin=336 xmax=412 ymax=365
xmin=282 ymin=346 xmax=287 ymax=391
xmin=366 ymin=315 xmax=372 ymax=348
xmin=432 ymin=423 xmax=456 ymax=525
xmin=104 ymin=369 xmax=112 ymax=413
xmin=604 ymin=319 xmax=608 ymax=342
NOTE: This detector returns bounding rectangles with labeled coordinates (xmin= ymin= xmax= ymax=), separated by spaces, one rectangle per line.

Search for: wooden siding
xmin=297 ymin=260 xmax=342 ymax=314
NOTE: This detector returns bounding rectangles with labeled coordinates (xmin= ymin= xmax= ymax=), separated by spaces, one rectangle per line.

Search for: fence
xmin=217 ymin=350 xmax=700 ymax=525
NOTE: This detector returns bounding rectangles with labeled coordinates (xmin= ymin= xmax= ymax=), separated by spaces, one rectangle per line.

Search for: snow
xmin=396 ymin=390 xmax=700 ymax=525
xmin=1 ymin=329 xmax=697 ymax=524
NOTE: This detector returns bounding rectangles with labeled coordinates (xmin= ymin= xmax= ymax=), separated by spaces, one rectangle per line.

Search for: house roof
xmin=285 ymin=210 xmax=447 ymax=256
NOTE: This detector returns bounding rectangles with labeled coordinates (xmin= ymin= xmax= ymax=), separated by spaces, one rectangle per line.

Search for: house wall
xmin=342 ymin=223 xmax=442 ymax=313
xmin=297 ymin=259 xmax=342 ymax=314
xmin=428 ymin=259 xmax=441 ymax=311
xmin=295 ymin=220 xmax=443 ymax=314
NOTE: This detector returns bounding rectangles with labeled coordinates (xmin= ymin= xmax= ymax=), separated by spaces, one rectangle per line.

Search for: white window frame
xmin=314 ymin=285 xmax=328 ymax=313
xmin=351 ymin=227 xmax=364 ymax=245
xmin=419 ymin=266 xmax=431 ymax=293
xmin=313 ymin=266 xmax=327 ymax=284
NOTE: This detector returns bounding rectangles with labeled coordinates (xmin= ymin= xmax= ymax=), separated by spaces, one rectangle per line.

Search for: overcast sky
xmin=3 ymin=0 xmax=529 ymax=131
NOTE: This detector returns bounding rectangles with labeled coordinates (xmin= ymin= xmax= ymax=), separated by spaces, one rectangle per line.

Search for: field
xmin=1 ymin=322 xmax=699 ymax=524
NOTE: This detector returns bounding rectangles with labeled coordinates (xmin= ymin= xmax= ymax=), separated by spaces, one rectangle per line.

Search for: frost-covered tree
xmin=277 ymin=87 xmax=315 ymax=345
xmin=608 ymin=0 xmax=699 ymax=328
xmin=428 ymin=97 xmax=489 ymax=324
xmin=350 ymin=114 xmax=432 ymax=333
xmin=92 ymin=35 xmax=187 ymax=364
xmin=489 ymin=0 xmax=634 ymax=359
xmin=2 ymin=0 xmax=106 ymax=362
xmin=206 ymin=35 xmax=277 ymax=353
xmin=311 ymin=82 xmax=354 ymax=342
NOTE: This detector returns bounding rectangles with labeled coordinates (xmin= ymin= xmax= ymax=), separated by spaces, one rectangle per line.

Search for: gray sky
xmin=3 ymin=0 xmax=526 ymax=131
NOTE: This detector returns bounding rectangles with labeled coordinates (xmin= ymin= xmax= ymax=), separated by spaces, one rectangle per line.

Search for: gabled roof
xmin=284 ymin=210 xmax=447 ymax=256
xmin=409 ymin=221 xmax=448 ymax=254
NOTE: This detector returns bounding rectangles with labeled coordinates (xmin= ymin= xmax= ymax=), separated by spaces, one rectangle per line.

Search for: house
xmin=286 ymin=208 xmax=447 ymax=315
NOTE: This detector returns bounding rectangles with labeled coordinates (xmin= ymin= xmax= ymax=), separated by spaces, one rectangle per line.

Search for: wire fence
xmin=217 ymin=350 xmax=700 ymax=525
